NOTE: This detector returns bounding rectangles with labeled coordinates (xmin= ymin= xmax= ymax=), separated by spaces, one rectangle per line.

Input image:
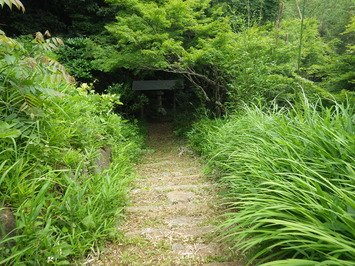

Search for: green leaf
xmin=0 ymin=121 xmax=21 ymax=138
xmin=82 ymin=214 xmax=95 ymax=229
xmin=4 ymin=54 xmax=16 ymax=64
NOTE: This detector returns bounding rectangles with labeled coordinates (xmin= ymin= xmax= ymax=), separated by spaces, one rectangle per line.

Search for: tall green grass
xmin=189 ymin=100 xmax=355 ymax=265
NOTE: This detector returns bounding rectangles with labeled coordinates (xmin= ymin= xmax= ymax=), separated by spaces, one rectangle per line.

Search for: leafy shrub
xmin=188 ymin=98 xmax=355 ymax=265
xmin=319 ymin=17 xmax=355 ymax=94
xmin=0 ymin=33 xmax=143 ymax=264
xmin=55 ymin=38 xmax=95 ymax=82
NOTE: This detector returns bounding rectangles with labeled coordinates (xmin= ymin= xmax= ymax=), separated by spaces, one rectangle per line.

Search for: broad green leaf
xmin=4 ymin=54 xmax=16 ymax=64
xmin=0 ymin=121 xmax=21 ymax=138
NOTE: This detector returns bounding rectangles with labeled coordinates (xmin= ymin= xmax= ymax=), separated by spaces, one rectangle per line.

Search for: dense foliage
xmin=2 ymin=0 xmax=353 ymax=114
xmin=1 ymin=0 xmax=355 ymax=264
xmin=92 ymin=0 xmax=354 ymax=115
xmin=189 ymin=99 xmax=355 ymax=264
xmin=0 ymin=30 xmax=142 ymax=263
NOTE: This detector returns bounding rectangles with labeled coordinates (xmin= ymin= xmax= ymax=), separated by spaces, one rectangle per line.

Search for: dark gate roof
xmin=132 ymin=80 xmax=183 ymax=91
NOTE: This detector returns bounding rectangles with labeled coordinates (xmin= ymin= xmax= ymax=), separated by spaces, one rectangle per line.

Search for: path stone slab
xmin=126 ymin=201 xmax=211 ymax=213
xmin=146 ymin=179 xmax=203 ymax=187
xmin=126 ymin=228 xmax=172 ymax=237
xmin=125 ymin=205 xmax=164 ymax=212
xmin=171 ymin=243 xmax=220 ymax=256
xmin=166 ymin=216 xmax=204 ymax=227
xmin=137 ymin=167 xmax=202 ymax=178
xmin=178 ymin=225 xmax=216 ymax=236
xmin=171 ymin=243 xmax=185 ymax=252
xmin=166 ymin=191 xmax=196 ymax=203
xmin=124 ymin=226 xmax=216 ymax=239
xmin=132 ymin=183 xmax=211 ymax=194
xmin=135 ymin=174 xmax=203 ymax=187
xmin=124 ymin=203 xmax=216 ymax=228
xmin=141 ymin=160 xmax=185 ymax=167
xmin=156 ymin=183 xmax=210 ymax=191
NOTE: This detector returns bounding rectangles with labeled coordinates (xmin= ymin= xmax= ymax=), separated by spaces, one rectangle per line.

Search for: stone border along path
xmin=92 ymin=123 xmax=242 ymax=265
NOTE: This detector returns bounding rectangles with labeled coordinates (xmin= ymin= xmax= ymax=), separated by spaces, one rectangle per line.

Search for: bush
xmin=55 ymin=37 xmax=95 ymax=82
xmin=0 ymin=33 xmax=143 ymax=264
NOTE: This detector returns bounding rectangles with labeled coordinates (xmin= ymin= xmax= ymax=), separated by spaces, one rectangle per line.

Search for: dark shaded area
xmin=111 ymin=75 xmax=202 ymax=124
xmin=0 ymin=0 xmax=118 ymax=37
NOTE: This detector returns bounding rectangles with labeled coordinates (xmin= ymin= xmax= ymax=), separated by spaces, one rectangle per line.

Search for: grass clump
xmin=188 ymin=99 xmax=355 ymax=265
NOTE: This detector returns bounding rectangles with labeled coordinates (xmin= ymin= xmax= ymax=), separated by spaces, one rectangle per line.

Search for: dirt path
xmin=94 ymin=123 xmax=240 ymax=265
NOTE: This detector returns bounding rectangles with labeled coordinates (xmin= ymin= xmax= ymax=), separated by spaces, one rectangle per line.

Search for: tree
xmin=283 ymin=0 xmax=355 ymax=41
xmin=216 ymin=0 xmax=281 ymax=27
xmin=320 ymin=16 xmax=355 ymax=94
xmin=94 ymin=0 xmax=235 ymax=114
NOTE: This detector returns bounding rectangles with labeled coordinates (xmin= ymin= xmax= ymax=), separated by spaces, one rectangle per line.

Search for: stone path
xmin=93 ymin=123 xmax=241 ymax=265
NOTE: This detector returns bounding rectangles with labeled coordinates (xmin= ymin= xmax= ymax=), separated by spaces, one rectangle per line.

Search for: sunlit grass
xmin=189 ymin=99 xmax=355 ymax=264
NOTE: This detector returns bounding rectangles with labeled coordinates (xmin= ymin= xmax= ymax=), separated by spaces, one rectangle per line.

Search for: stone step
xmin=140 ymin=154 xmax=198 ymax=163
xmin=137 ymin=172 xmax=202 ymax=184
xmin=135 ymin=180 xmax=205 ymax=188
xmin=124 ymin=202 xmax=216 ymax=230
xmin=171 ymin=242 xmax=220 ymax=257
xmin=134 ymin=174 xmax=204 ymax=186
xmin=126 ymin=225 xmax=216 ymax=239
xmin=136 ymin=169 xmax=202 ymax=179
xmin=125 ymin=201 xmax=212 ymax=213
xmin=131 ymin=183 xmax=211 ymax=194
xmin=166 ymin=216 xmax=205 ymax=227
xmin=129 ymin=188 xmax=214 ymax=206
xmin=139 ymin=160 xmax=187 ymax=167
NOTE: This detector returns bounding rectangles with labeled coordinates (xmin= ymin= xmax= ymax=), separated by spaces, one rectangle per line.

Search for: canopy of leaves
xmin=97 ymin=0 xmax=231 ymax=71
xmin=96 ymin=0 xmax=350 ymax=111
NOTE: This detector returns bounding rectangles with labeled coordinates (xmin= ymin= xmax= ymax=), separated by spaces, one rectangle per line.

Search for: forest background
xmin=0 ymin=0 xmax=354 ymax=264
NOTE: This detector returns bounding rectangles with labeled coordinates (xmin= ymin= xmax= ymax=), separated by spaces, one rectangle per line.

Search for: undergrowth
xmin=188 ymin=98 xmax=355 ymax=265
xmin=0 ymin=32 xmax=143 ymax=264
